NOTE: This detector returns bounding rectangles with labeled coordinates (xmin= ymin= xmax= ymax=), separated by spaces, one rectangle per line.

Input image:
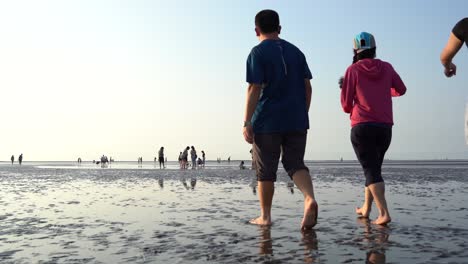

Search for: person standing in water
xmin=18 ymin=154 xmax=23 ymax=165
xmin=201 ymin=150 xmax=206 ymax=168
xmin=243 ymin=10 xmax=317 ymax=229
xmin=11 ymin=155 xmax=14 ymax=165
xmin=178 ymin=152 xmax=183 ymax=169
xmin=181 ymin=147 xmax=189 ymax=169
xmin=340 ymin=32 xmax=406 ymax=225
xmin=440 ymin=18 xmax=468 ymax=77
xmin=190 ymin=146 xmax=197 ymax=169
xmin=158 ymin=147 xmax=165 ymax=169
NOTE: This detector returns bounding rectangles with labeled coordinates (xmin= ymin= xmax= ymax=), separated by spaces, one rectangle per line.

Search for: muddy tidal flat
xmin=1 ymin=160 xmax=468 ymax=263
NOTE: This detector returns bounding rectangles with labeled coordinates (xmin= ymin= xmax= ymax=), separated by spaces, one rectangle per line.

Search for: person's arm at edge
xmin=340 ymin=69 xmax=355 ymax=113
xmin=440 ymin=32 xmax=463 ymax=77
xmin=391 ymin=66 xmax=407 ymax=97
xmin=305 ymin=79 xmax=312 ymax=112
xmin=243 ymin=83 xmax=262 ymax=144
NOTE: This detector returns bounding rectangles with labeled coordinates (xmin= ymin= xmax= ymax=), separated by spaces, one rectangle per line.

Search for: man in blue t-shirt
xmin=243 ymin=10 xmax=318 ymax=229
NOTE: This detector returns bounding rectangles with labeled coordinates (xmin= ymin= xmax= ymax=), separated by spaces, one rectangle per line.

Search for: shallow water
xmin=0 ymin=161 xmax=467 ymax=263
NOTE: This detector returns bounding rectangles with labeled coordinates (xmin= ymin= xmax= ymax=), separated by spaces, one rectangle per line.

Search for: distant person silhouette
xmin=18 ymin=154 xmax=23 ymax=165
xmin=178 ymin=152 xmax=183 ymax=168
xmin=190 ymin=146 xmax=197 ymax=169
xmin=158 ymin=147 xmax=165 ymax=169
xmin=201 ymin=150 xmax=206 ymax=168
xmin=11 ymin=155 xmax=14 ymax=165
xmin=239 ymin=161 xmax=245 ymax=170
xmin=181 ymin=147 xmax=189 ymax=169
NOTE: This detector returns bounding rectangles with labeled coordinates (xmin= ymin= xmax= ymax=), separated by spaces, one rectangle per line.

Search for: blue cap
xmin=353 ymin=32 xmax=376 ymax=53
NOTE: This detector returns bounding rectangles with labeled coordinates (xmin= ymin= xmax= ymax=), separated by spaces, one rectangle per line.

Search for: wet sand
xmin=0 ymin=161 xmax=467 ymax=263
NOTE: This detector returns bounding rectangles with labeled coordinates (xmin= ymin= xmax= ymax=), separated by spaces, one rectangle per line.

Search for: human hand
xmin=444 ymin=62 xmax=457 ymax=77
xmin=243 ymin=125 xmax=254 ymax=144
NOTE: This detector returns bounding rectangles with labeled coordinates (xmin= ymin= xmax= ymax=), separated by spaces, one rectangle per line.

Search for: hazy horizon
xmin=1 ymin=1 xmax=468 ymax=161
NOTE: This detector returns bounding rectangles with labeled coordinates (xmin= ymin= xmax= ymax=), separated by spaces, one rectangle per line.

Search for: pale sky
xmin=1 ymin=0 xmax=468 ymax=161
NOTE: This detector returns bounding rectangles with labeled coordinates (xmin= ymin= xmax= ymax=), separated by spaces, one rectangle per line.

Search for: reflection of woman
xmin=357 ymin=218 xmax=388 ymax=264
xmin=341 ymin=32 xmax=406 ymax=225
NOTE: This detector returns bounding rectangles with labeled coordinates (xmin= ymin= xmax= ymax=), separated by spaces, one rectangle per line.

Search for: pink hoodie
xmin=341 ymin=59 xmax=406 ymax=127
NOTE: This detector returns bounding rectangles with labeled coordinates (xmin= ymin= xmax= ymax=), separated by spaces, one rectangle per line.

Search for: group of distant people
xmin=10 ymin=154 xmax=23 ymax=165
xmin=216 ymin=156 xmax=231 ymax=163
xmin=178 ymin=146 xmax=205 ymax=169
xmin=93 ymin=155 xmax=111 ymax=166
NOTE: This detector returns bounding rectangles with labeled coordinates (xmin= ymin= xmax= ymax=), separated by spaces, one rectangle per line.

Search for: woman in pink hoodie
xmin=340 ymin=32 xmax=407 ymax=225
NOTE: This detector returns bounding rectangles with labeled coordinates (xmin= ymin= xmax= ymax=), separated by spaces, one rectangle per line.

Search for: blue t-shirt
xmin=246 ymin=39 xmax=312 ymax=134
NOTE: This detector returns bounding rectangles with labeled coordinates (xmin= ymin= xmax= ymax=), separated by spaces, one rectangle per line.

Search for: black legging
xmin=351 ymin=124 xmax=392 ymax=186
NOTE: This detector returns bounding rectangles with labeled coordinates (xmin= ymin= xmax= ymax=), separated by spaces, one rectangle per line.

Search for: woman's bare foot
xmin=301 ymin=198 xmax=318 ymax=230
xmin=249 ymin=216 xmax=272 ymax=226
xmin=356 ymin=206 xmax=371 ymax=218
xmin=372 ymin=215 xmax=391 ymax=225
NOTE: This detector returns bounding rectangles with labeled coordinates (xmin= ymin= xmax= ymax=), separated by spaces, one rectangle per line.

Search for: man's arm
xmin=305 ymin=79 xmax=312 ymax=112
xmin=440 ymin=32 xmax=463 ymax=77
xmin=243 ymin=83 xmax=262 ymax=144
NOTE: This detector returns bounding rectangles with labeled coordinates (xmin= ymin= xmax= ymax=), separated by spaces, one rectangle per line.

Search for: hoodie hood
xmin=354 ymin=59 xmax=384 ymax=79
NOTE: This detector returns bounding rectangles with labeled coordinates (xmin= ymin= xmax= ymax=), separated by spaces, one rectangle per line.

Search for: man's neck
xmin=259 ymin=33 xmax=280 ymax=42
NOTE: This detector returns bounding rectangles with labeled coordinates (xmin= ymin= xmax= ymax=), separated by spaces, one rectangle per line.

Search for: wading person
xmin=340 ymin=32 xmax=407 ymax=225
xmin=158 ymin=147 xmax=165 ymax=169
xmin=243 ymin=10 xmax=318 ymax=229
xmin=440 ymin=18 xmax=468 ymax=77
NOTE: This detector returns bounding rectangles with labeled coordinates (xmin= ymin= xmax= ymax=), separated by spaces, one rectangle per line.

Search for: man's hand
xmin=243 ymin=125 xmax=254 ymax=144
xmin=444 ymin=62 xmax=457 ymax=78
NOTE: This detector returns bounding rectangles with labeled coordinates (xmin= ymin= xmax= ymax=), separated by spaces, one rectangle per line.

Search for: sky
xmin=1 ymin=0 xmax=468 ymax=161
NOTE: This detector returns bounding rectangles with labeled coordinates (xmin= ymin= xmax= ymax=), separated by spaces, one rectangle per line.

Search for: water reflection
xmin=190 ymin=178 xmax=197 ymax=190
xmin=181 ymin=178 xmax=197 ymax=190
xmin=357 ymin=218 xmax=389 ymax=264
xmin=301 ymin=229 xmax=319 ymax=263
xmin=256 ymin=226 xmax=319 ymax=263
xmin=257 ymin=226 xmax=273 ymax=255
xmin=158 ymin=178 xmax=164 ymax=189
xmin=250 ymin=179 xmax=257 ymax=195
xmin=287 ymin=181 xmax=294 ymax=194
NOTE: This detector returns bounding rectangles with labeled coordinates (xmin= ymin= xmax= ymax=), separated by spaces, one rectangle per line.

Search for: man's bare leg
xmin=250 ymin=181 xmax=274 ymax=226
xmin=292 ymin=169 xmax=318 ymax=229
xmin=356 ymin=187 xmax=373 ymax=218
xmin=367 ymin=182 xmax=391 ymax=225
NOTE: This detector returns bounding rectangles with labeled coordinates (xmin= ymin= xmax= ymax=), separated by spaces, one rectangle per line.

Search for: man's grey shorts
xmin=252 ymin=130 xmax=309 ymax=182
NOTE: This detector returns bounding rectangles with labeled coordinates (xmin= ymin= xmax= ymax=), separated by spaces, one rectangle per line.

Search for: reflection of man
xmin=440 ymin=18 xmax=468 ymax=77
xmin=258 ymin=226 xmax=273 ymax=255
xmin=302 ymin=229 xmax=318 ymax=264
xmin=243 ymin=9 xmax=318 ymax=229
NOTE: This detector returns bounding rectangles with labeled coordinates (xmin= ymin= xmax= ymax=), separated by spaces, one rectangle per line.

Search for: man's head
xmin=255 ymin=10 xmax=281 ymax=37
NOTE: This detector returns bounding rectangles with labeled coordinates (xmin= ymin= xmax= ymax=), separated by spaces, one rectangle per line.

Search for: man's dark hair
xmin=255 ymin=10 xmax=280 ymax=34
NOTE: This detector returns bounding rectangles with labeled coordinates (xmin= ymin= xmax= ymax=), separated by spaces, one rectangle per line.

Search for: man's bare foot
xmin=372 ymin=215 xmax=391 ymax=225
xmin=301 ymin=198 xmax=318 ymax=230
xmin=356 ymin=206 xmax=371 ymax=218
xmin=249 ymin=216 xmax=272 ymax=226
